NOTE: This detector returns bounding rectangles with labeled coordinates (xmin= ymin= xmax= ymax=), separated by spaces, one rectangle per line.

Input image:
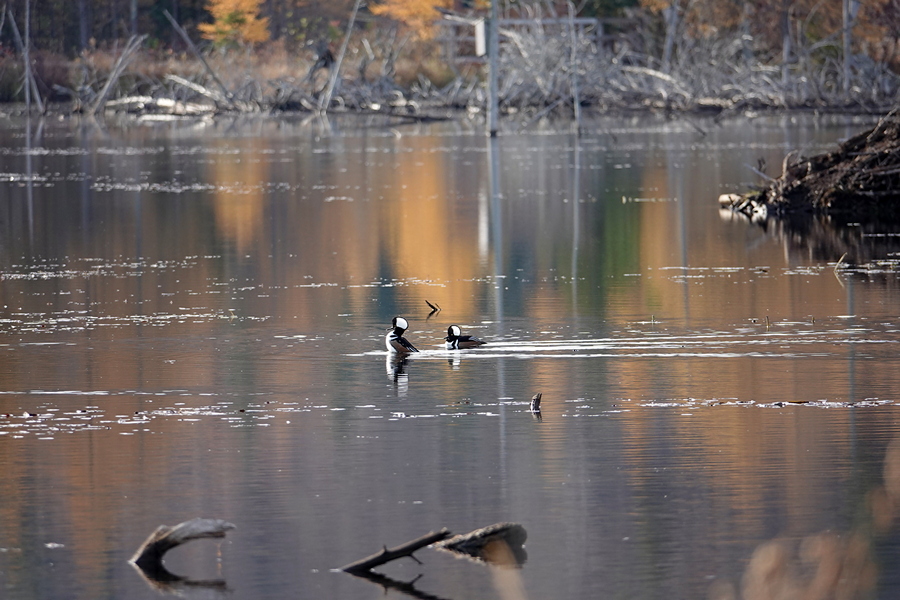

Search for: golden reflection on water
xmin=206 ymin=140 xmax=271 ymax=254
xmin=2 ymin=115 xmax=900 ymax=600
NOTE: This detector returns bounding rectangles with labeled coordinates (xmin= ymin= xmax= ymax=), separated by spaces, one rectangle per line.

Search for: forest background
xmin=0 ymin=0 xmax=898 ymax=115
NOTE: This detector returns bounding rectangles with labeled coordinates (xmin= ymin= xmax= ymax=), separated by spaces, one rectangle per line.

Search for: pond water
xmin=2 ymin=111 xmax=900 ymax=600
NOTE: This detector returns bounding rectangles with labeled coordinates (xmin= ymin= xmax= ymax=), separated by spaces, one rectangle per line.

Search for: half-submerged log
xmin=130 ymin=517 xmax=235 ymax=573
xmin=340 ymin=529 xmax=452 ymax=573
xmin=434 ymin=522 xmax=528 ymax=567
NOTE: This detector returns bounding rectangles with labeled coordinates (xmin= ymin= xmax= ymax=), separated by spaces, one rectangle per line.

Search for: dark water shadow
xmin=346 ymin=571 xmax=453 ymax=600
xmin=722 ymin=208 xmax=900 ymax=272
xmin=130 ymin=560 xmax=229 ymax=597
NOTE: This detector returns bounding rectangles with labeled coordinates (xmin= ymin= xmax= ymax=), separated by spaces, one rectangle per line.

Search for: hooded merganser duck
xmin=386 ymin=316 xmax=419 ymax=353
xmin=445 ymin=325 xmax=486 ymax=350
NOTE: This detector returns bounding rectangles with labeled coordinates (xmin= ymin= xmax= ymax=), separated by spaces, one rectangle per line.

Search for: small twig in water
xmin=834 ymin=252 xmax=848 ymax=272
xmin=833 ymin=252 xmax=848 ymax=288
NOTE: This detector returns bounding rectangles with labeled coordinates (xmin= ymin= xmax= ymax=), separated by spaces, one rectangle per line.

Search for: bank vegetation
xmin=0 ymin=0 xmax=898 ymax=122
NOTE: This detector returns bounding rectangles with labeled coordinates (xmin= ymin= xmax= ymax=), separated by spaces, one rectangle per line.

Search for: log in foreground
xmin=434 ymin=522 xmax=528 ymax=567
xmin=340 ymin=529 xmax=452 ymax=573
xmin=130 ymin=517 xmax=236 ymax=571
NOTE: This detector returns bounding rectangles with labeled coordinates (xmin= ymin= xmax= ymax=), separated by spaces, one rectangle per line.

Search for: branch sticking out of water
xmin=425 ymin=300 xmax=441 ymax=319
xmin=340 ymin=529 xmax=452 ymax=573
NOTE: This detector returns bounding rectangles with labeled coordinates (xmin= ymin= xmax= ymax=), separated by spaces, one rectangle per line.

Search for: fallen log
xmin=105 ymin=95 xmax=214 ymax=116
xmin=340 ymin=529 xmax=452 ymax=573
xmin=165 ymin=74 xmax=230 ymax=106
xmin=130 ymin=517 xmax=236 ymax=572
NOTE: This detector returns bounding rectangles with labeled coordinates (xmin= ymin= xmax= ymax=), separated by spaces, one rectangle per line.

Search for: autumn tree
xmin=369 ymin=0 xmax=454 ymax=39
xmin=199 ymin=0 xmax=271 ymax=48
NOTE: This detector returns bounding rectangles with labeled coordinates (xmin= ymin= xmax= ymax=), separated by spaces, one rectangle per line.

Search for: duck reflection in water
xmin=386 ymin=353 xmax=410 ymax=397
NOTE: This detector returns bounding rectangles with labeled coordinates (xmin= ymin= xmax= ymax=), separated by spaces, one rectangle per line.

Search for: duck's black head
xmin=391 ymin=316 xmax=409 ymax=334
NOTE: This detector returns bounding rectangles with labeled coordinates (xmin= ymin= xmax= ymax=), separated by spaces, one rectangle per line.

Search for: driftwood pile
xmin=129 ymin=517 xmax=527 ymax=596
xmin=721 ymin=110 xmax=900 ymax=222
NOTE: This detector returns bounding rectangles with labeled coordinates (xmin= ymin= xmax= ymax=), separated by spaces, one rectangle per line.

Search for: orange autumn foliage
xmin=199 ymin=0 xmax=271 ymax=47
xmin=370 ymin=0 xmax=454 ymax=39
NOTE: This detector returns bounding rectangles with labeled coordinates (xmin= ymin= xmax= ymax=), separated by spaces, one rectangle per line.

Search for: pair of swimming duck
xmin=386 ymin=316 xmax=486 ymax=353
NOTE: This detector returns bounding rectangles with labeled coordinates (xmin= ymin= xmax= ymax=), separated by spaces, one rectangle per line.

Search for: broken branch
xmin=340 ymin=528 xmax=452 ymax=573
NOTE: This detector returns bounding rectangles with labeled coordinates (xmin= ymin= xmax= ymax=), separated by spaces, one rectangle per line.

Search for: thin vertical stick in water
xmin=318 ymin=0 xmax=362 ymax=114
xmin=567 ymin=1 xmax=581 ymax=129
xmin=23 ymin=0 xmax=28 ymax=113
xmin=88 ymin=34 xmax=146 ymax=115
xmin=6 ymin=6 xmax=43 ymax=113
xmin=487 ymin=0 xmax=499 ymax=136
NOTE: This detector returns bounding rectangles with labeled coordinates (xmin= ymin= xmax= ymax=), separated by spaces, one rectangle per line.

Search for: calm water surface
xmin=2 ymin=112 xmax=900 ymax=600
